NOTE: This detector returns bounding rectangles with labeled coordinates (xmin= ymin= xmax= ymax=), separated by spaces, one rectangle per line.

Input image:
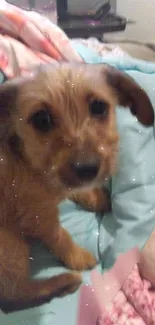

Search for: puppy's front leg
xmin=36 ymin=210 xmax=97 ymax=271
xmin=69 ymin=188 xmax=111 ymax=213
xmin=21 ymin=196 xmax=97 ymax=271
xmin=41 ymin=219 xmax=97 ymax=270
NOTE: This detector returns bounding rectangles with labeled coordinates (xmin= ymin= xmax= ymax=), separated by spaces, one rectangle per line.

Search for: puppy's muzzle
xmin=70 ymin=158 xmax=100 ymax=182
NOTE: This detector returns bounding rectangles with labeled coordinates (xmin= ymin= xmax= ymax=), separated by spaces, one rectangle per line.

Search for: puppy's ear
xmin=0 ymin=79 xmax=20 ymax=137
xmin=0 ymin=79 xmax=20 ymax=118
xmin=106 ymin=66 xmax=154 ymax=126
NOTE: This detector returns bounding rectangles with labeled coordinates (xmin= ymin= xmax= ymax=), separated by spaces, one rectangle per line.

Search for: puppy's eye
xmin=29 ymin=109 xmax=54 ymax=133
xmin=89 ymin=100 xmax=108 ymax=118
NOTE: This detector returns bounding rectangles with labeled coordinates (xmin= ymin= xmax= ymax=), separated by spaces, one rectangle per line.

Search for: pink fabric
xmin=123 ymin=265 xmax=155 ymax=324
xmin=77 ymin=248 xmax=155 ymax=325
xmin=0 ymin=0 xmax=82 ymax=79
xmin=98 ymin=289 xmax=145 ymax=325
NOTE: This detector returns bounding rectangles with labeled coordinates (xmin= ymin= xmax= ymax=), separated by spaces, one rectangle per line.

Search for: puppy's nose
xmin=70 ymin=161 xmax=99 ymax=181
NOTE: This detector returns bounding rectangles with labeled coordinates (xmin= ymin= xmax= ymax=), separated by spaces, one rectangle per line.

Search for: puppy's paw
xmin=83 ymin=188 xmax=111 ymax=213
xmin=65 ymin=246 xmax=97 ymax=271
xmin=54 ymin=272 xmax=82 ymax=297
xmin=69 ymin=188 xmax=111 ymax=213
xmin=0 ymin=273 xmax=82 ymax=313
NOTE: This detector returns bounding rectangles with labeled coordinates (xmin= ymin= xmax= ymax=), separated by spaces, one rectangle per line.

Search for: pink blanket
xmin=77 ymin=247 xmax=155 ymax=325
xmin=0 ymin=0 xmax=82 ymax=79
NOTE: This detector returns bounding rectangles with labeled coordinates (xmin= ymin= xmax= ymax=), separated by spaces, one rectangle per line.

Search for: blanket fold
xmin=0 ymin=0 xmax=82 ymax=78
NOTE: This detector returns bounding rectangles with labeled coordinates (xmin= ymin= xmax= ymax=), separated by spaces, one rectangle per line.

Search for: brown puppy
xmin=0 ymin=63 xmax=153 ymax=313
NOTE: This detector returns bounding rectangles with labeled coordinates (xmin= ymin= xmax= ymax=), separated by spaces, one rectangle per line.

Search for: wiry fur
xmin=0 ymin=63 xmax=153 ymax=313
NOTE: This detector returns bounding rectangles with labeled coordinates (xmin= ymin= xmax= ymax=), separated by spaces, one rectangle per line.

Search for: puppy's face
xmin=0 ymin=63 xmax=154 ymax=191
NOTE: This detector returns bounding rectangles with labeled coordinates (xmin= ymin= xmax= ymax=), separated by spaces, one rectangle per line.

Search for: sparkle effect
xmin=12 ymin=180 xmax=15 ymax=186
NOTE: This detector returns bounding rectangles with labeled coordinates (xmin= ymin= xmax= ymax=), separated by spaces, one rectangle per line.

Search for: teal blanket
xmin=1 ymin=45 xmax=155 ymax=325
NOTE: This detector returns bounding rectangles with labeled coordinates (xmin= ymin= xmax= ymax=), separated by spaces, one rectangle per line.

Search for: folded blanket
xmin=71 ymin=37 xmax=131 ymax=60
xmin=0 ymin=0 xmax=82 ymax=78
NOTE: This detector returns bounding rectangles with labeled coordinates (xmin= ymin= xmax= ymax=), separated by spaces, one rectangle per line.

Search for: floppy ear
xmin=105 ymin=65 xmax=154 ymax=126
xmin=0 ymin=81 xmax=18 ymax=116
xmin=0 ymin=78 xmax=20 ymax=137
